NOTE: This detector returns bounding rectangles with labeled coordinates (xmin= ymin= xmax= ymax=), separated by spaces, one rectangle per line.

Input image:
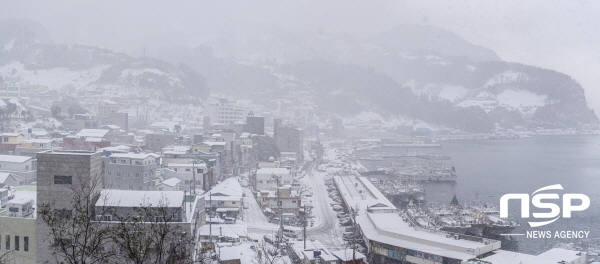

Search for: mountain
xmin=0 ymin=19 xmax=208 ymax=104
xmin=164 ymin=24 xmax=597 ymax=131
xmin=1 ymin=19 xmax=596 ymax=132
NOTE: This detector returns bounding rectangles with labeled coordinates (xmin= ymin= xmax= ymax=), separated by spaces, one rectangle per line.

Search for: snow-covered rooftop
xmin=108 ymin=152 xmax=160 ymax=159
xmin=0 ymin=172 xmax=13 ymax=183
xmin=159 ymin=178 xmax=181 ymax=187
xmin=205 ymin=178 xmax=243 ymax=198
xmin=0 ymin=133 xmax=23 ymax=137
xmin=95 ymin=190 xmax=185 ymax=208
xmin=0 ymin=155 xmax=32 ymax=163
xmin=76 ymin=129 xmax=109 ymax=138
xmin=202 ymin=141 xmax=227 ymax=146
xmin=24 ymin=139 xmax=54 ymax=144
xmin=256 ymin=167 xmax=291 ymax=175
xmin=166 ymin=163 xmax=207 ymax=168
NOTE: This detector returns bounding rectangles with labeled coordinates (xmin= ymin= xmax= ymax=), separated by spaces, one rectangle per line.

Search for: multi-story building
xmin=245 ymin=114 xmax=265 ymax=135
xmin=100 ymin=112 xmax=128 ymax=132
xmin=144 ymin=132 xmax=177 ymax=152
xmin=62 ymin=129 xmax=112 ymax=152
xmin=0 ymin=186 xmax=37 ymax=264
xmin=0 ymin=82 xmax=20 ymax=98
xmin=102 ymin=152 xmax=160 ymax=191
xmin=274 ymin=119 xmax=303 ymax=161
xmin=206 ymin=98 xmax=248 ymax=125
xmin=330 ymin=117 xmax=345 ymax=137
xmin=97 ymin=100 xmax=119 ymax=121
xmin=0 ymin=155 xmax=36 ymax=184
xmin=93 ymin=189 xmax=206 ymax=261
xmin=256 ymin=186 xmax=301 ymax=218
xmin=0 ymin=133 xmax=24 ymax=145
xmin=16 ymin=138 xmax=60 ymax=158
xmin=36 ymin=150 xmax=103 ymax=262
xmin=0 ymin=133 xmax=25 ymax=155
xmin=161 ymin=163 xmax=207 ymax=192
xmin=204 ymin=178 xmax=243 ymax=219
xmin=62 ymin=114 xmax=99 ymax=131
xmin=253 ymin=167 xmax=294 ymax=191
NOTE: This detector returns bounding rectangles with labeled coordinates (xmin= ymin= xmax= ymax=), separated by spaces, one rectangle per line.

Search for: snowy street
xmin=243 ymin=159 xmax=345 ymax=249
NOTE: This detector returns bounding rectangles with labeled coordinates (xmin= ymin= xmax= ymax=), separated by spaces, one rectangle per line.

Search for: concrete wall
xmin=0 ymin=217 xmax=36 ymax=264
xmin=102 ymin=157 xmax=158 ymax=191
xmin=36 ymin=151 xmax=102 ymax=262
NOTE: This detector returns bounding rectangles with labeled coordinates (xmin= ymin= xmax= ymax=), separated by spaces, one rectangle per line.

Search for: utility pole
xmin=272 ymin=174 xmax=283 ymax=246
xmin=302 ymin=205 xmax=307 ymax=249
xmin=209 ymin=192 xmax=213 ymax=251
xmin=351 ymin=205 xmax=358 ymax=264
xmin=192 ymin=161 xmax=197 ymax=194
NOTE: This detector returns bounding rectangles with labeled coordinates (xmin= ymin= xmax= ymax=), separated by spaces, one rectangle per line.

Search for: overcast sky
xmin=3 ymin=0 xmax=600 ymax=112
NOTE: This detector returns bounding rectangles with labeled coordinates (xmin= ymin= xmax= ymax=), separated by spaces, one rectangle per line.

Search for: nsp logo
xmin=500 ymin=184 xmax=590 ymax=227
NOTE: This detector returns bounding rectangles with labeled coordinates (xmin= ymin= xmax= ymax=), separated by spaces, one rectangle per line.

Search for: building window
xmin=135 ymin=173 xmax=140 ymax=178
xmin=5 ymin=235 xmax=9 ymax=250
xmin=117 ymin=172 xmax=121 ymax=177
xmin=14 ymin=236 xmax=19 ymax=251
xmin=108 ymin=170 xmax=112 ymax=176
xmin=185 ymin=169 xmax=190 ymax=172
xmin=55 ymin=209 xmax=73 ymax=219
xmin=3 ymin=137 xmax=8 ymax=142
xmin=24 ymin=236 xmax=28 ymax=252
xmin=292 ymin=201 xmax=297 ymax=203
xmin=54 ymin=175 xmax=72 ymax=185
xmin=144 ymin=172 xmax=148 ymax=178
xmin=197 ymin=169 xmax=203 ymax=173
xmin=126 ymin=173 xmax=131 ymax=178
xmin=121 ymin=159 xmax=127 ymax=164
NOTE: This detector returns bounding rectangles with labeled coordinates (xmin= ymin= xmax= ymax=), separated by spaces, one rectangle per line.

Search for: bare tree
xmin=38 ymin=174 xmax=207 ymax=264
xmin=37 ymin=174 xmax=116 ymax=264
xmin=108 ymin=195 xmax=206 ymax=264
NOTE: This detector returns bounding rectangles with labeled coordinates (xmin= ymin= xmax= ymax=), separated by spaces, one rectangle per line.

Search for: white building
xmin=0 ymin=155 xmax=36 ymax=184
xmin=206 ymin=98 xmax=249 ymax=125
xmin=162 ymin=163 xmax=208 ymax=191
xmin=253 ymin=167 xmax=294 ymax=191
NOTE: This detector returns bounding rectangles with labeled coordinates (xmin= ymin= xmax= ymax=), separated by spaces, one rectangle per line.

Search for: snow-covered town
xmin=0 ymin=88 xmax=591 ymax=263
xmin=3 ymin=2 xmax=600 ymax=264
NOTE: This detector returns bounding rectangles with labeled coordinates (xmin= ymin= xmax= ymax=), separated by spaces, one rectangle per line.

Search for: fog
xmin=3 ymin=2 xmax=600 ymax=262
xmin=2 ymin=0 xmax=600 ymax=112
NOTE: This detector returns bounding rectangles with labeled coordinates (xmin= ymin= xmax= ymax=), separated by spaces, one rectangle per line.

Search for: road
xmin=244 ymin=161 xmax=344 ymax=248
xmin=303 ymin=161 xmax=344 ymax=248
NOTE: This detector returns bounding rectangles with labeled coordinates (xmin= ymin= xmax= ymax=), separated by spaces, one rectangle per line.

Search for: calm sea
xmin=360 ymin=135 xmax=600 ymax=254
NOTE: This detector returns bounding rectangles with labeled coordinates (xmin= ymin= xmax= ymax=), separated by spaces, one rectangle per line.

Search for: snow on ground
xmin=438 ymin=85 xmax=468 ymax=102
xmin=4 ymin=38 xmax=15 ymax=52
xmin=484 ymin=70 xmax=527 ymax=87
xmin=456 ymin=98 xmax=498 ymax=112
xmin=0 ymin=61 xmax=109 ymax=89
xmin=497 ymin=89 xmax=547 ymax=110
xmin=120 ymin=68 xmax=166 ymax=78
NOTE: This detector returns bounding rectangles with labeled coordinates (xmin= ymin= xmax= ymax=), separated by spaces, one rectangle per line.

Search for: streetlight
xmin=271 ymin=174 xmax=283 ymax=245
